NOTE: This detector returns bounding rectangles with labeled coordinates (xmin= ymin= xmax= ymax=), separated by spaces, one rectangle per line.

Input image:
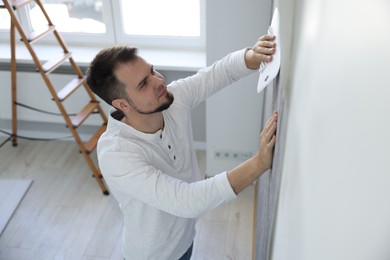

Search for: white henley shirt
xmin=97 ymin=48 xmax=254 ymax=260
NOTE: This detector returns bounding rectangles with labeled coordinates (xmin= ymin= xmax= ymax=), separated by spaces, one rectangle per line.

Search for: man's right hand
xmin=255 ymin=111 xmax=278 ymax=171
xmin=227 ymin=111 xmax=278 ymax=194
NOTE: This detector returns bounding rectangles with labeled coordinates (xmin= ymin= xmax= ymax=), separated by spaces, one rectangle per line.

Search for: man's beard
xmin=126 ymin=91 xmax=174 ymax=115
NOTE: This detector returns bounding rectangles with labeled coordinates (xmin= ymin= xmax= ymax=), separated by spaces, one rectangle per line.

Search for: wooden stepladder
xmin=2 ymin=0 xmax=109 ymax=195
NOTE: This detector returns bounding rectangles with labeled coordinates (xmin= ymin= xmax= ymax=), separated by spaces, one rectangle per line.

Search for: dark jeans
xmin=178 ymin=243 xmax=193 ymax=260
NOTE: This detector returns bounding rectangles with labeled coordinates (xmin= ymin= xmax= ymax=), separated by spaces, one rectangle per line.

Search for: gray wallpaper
xmin=254 ymin=74 xmax=288 ymax=260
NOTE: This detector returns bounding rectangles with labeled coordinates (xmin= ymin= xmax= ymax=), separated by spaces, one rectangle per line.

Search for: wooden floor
xmin=0 ymin=138 xmax=254 ymax=260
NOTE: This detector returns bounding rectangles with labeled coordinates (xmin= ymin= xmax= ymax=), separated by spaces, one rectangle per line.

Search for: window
xmin=116 ymin=0 xmax=203 ymax=49
xmin=121 ymin=0 xmax=200 ymax=37
xmin=30 ymin=0 xmax=106 ymax=33
xmin=0 ymin=8 xmax=10 ymax=30
xmin=0 ymin=0 xmax=204 ymax=50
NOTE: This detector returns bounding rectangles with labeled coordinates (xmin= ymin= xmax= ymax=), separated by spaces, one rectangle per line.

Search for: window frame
xmin=0 ymin=0 xmax=205 ymax=50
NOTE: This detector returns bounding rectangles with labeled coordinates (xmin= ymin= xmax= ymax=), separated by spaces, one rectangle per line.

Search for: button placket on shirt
xmin=160 ymin=131 xmax=176 ymax=162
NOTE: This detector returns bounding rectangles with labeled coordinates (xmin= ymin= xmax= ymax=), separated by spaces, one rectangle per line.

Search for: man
xmin=86 ymin=34 xmax=278 ymax=260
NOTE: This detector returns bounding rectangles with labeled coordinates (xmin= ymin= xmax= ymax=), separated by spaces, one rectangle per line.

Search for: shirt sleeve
xmin=168 ymin=48 xmax=254 ymax=108
xmin=98 ymin=139 xmax=237 ymax=218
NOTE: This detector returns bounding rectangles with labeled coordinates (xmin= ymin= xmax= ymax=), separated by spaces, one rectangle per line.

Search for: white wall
xmin=205 ymin=0 xmax=272 ymax=176
xmin=272 ymin=0 xmax=390 ymax=259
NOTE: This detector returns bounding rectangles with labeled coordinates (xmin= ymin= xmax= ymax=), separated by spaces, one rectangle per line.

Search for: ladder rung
xmin=57 ymin=77 xmax=86 ymax=101
xmin=27 ymin=25 xmax=56 ymax=44
xmin=41 ymin=52 xmax=72 ymax=74
xmin=84 ymin=124 xmax=107 ymax=154
xmin=71 ymin=102 xmax=99 ymax=128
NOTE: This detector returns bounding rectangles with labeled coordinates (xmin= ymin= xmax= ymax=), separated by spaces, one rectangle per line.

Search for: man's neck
xmin=123 ymin=111 xmax=164 ymax=134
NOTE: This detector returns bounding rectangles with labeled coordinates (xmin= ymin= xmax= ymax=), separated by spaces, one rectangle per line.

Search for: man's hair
xmin=86 ymin=46 xmax=139 ymax=106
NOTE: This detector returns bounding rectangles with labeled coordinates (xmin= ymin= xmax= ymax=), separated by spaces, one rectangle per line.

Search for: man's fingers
xmin=258 ymin=40 xmax=276 ymax=48
xmin=256 ymin=35 xmax=276 ymax=50
xmin=267 ymin=134 xmax=277 ymax=149
xmin=258 ymin=34 xmax=276 ymax=41
xmin=260 ymin=112 xmax=278 ymax=146
xmin=264 ymin=112 xmax=278 ymax=131
xmin=265 ymin=121 xmax=277 ymax=143
xmin=264 ymin=112 xmax=275 ymax=127
xmin=253 ymin=45 xmax=276 ymax=56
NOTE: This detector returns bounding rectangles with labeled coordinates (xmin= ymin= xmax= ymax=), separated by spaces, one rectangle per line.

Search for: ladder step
xmin=57 ymin=77 xmax=86 ymax=101
xmin=41 ymin=52 xmax=72 ymax=74
xmin=71 ymin=101 xmax=99 ymax=128
xmin=27 ymin=25 xmax=56 ymax=44
xmin=84 ymin=124 xmax=107 ymax=154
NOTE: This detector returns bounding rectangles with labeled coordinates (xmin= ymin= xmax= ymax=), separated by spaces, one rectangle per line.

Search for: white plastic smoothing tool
xmin=257 ymin=8 xmax=281 ymax=93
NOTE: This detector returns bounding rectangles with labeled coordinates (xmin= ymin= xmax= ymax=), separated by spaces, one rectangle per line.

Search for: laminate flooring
xmin=0 ymin=179 xmax=32 ymax=234
xmin=0 ymin=138 xmax=254 ymax=260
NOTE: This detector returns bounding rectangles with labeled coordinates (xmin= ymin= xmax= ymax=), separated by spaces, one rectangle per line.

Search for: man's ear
xmin=112 ymin=98 xmax=131 ymax=112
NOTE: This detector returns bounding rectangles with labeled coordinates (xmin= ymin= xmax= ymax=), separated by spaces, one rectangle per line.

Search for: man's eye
xmin=139 ymin=80 xmax=147 ymax=89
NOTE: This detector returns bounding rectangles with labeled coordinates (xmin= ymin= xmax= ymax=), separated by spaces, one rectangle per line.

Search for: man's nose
xmin=150 ymin=79 xmax=162 ymax=93
xmin=154 ymin=71 xmax=165 ymax=81
xmin=152 ymin=74 xmax=164 ymax=87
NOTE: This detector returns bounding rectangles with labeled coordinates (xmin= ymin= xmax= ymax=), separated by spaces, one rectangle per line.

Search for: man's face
xmin=114 ymin=57 xmax=173 ymax=114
